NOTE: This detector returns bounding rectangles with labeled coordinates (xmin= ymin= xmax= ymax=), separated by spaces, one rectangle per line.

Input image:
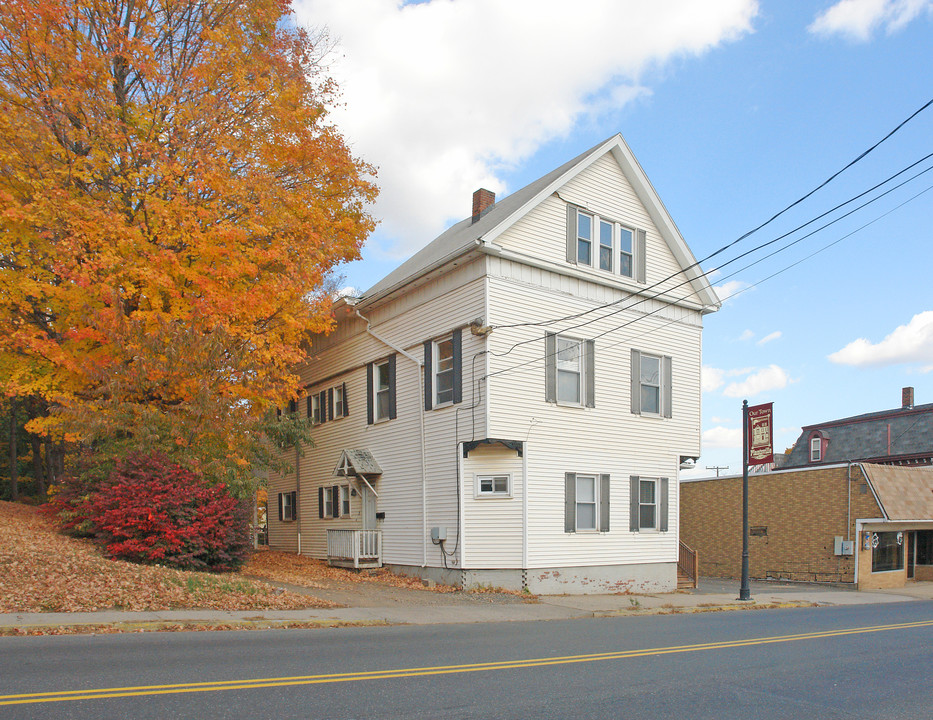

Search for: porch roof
xmin=333 ymin=449 xmax=383 ymax=478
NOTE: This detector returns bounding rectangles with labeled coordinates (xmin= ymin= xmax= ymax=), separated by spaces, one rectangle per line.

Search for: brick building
xmin=680 ymin=463 xmax=933 ymax=590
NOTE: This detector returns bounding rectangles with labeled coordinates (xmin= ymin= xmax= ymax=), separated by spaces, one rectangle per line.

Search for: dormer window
xmin=810 ymin=435 xmax=822 ymax=462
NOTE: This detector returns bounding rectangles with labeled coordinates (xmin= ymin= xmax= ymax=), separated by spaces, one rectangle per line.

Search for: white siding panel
xmin=461 ymin=444 xmax=524 ymax=568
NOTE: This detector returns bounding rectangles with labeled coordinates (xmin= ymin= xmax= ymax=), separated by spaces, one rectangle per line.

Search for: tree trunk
xmin=30 ymin=435 xmax=46 ymax=498
xmin=8 ymin=400 xmax=19 ymax=501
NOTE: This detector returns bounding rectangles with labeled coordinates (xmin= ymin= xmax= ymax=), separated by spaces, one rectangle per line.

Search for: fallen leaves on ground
xmin=0 ymin=501 xmax=332 ymax=613
xmin=243 ymin=549 xmax=460 ymax=593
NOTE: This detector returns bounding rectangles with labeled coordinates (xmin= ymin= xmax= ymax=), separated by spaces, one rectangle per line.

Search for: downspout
xmin=356 ymin=310 xmax=428 ymax=567
xmin=846 ymin=462 xmax=852 ymax=543
xmin=296 ymin=444 xmax=301 ymax=555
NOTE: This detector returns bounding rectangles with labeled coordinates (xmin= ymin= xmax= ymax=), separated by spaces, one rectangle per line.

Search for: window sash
xmin=810 ymin=437 xmax=821 ymax=461
xmin=575 ymin=475 xmax=597 ymax=531
xmin=639 ymin=480 xmax=657 ymax=529
xmin=434 ymin=337 xmax=455 ymax=405
xmin=478 ymin=474 xmax=510 ymax=496
xmin=340 ymin=485 xmax=351 ymax=516
xmin=311 ymin=394 xmax=322 ymax=424
xmin=576 ymin=211 xmax=592 ymax=265
xmin=599 ymin=220 xmax=613 ymax=271
xmin=640 ymin=355 xmax=661 ymax=414
xmin=334 ymin=386 xmax=345 ymax=418
xmin=375 ymin=361 xmax=391 ymax=420
xmin=556 ymin=337 xmax=582 ymax=404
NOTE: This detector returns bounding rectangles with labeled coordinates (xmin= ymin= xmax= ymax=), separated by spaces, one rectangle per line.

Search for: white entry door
xmin=360 ymin=483 xmax=377 ymax=530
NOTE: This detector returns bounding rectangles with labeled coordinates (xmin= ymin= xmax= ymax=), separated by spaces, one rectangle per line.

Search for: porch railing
xmin=327 ymin=529 xmax=383 ymax=569
xmin=678 ymin=540 xmax=699 ymax=589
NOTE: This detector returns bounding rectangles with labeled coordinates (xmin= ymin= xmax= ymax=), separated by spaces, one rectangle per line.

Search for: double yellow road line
xmin=2 ymin=619 xmax=931 ymax=706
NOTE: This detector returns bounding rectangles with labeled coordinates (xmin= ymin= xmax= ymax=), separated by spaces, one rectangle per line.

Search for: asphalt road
xmin=2 ymin=601 xmax=931 ymax=719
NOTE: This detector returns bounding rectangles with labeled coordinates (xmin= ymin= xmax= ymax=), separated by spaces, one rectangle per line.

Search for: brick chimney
xmin=902 ymin=386 xmax=914 ymax=409
xmin=472 ymin=188 xmax=495 ymax=223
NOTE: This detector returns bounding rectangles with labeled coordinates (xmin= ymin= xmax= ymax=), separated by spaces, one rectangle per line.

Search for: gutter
xmin=356 ymin=310 xmax=428 ymax=568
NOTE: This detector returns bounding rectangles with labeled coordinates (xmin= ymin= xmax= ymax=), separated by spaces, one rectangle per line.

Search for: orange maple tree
xmin=0 ymin=0 xmax=376 ymax=490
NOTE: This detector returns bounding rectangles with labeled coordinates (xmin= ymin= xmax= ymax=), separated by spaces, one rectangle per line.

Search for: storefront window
xmin=871 ymin=531 xmax=904 ymax=573
xmin=917 ymin=530 xmax=933 ymax=566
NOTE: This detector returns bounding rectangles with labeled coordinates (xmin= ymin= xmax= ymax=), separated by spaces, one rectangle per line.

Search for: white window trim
xmin=475 ymin=473 xmax=512 ymax=499
xmin=340 ymin=483 xmax=351 ymax=516
xmin=433 ymin=335 xmax=455 ymax=408
xmin=373 ymin=359 xmax=392 ymax=422
xmin=280 ymin=491 xmax=296 ymax=522
xmin=323 ymin=486 xmax=336 ymax=517
xmin=310 ymin=393 xmax=322 ymax=425
xmin=575 ymin=473 xmax=599 ymax=532
xmin=576 ymin=209 xmax=636 ymax=279
xmin=333 ymin=385 xmax=347 ymax=419
xmin=810 ymin=436 xmax=821 ymax=462
xmin=639 ymin=353 xmax=662 ymax=416
xmin=638 ymin=478 xmax=659 ymax=532
xmin=556 ymin=335 xmax=584 ymax=407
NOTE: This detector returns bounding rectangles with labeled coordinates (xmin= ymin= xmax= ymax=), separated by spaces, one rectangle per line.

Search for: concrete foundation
xmin=386 ymin=563 xmax=677 ymax=595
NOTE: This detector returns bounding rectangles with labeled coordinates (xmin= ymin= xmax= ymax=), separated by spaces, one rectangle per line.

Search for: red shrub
xmin=86 ymin=452 xmax=250 ymax=572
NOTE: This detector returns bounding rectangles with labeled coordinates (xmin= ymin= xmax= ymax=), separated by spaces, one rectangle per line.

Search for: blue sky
xmin=293 ymin=1 xmax=933 ymax=477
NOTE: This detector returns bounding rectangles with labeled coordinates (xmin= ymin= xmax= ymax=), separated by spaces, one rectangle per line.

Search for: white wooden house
xmin=267 ymin=134 xmax=720 ymax=593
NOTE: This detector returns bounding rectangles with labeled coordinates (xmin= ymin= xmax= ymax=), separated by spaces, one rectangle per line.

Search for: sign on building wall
xmin=747 ymin=402 xmax=774 ymax=465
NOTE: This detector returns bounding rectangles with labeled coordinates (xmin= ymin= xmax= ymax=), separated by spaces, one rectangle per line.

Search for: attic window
xmin=566 ymin=205 xmax=645 ymax=282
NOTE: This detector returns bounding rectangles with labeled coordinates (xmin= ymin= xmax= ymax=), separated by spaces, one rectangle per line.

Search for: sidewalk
xmin=2 ymin=579 xmax=931 ymax=634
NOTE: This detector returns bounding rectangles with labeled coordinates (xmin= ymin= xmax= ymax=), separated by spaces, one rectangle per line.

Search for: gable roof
xmin=359 ymin=134 xmax=720 ymax=311
xmin=862 ymin=464 xmax=933 ymax=520
xmin=782 ymin=401 xmax=933 ymax=468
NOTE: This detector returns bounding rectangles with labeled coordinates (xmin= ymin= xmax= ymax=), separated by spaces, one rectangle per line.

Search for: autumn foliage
xmin=0 ymin=0 xmax=376 ymax=490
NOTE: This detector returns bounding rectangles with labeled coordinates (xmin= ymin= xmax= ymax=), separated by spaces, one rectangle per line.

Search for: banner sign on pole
xmin=747 ymin=402 xmax=773 ymax=465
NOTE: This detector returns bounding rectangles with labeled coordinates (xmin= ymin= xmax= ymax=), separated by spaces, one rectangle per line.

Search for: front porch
xmin=327 ymin=529 xmax=383 ymax=569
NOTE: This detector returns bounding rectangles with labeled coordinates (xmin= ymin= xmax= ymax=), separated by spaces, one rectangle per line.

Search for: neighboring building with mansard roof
xmin=777 ymin=387 xmax=933 ymax=469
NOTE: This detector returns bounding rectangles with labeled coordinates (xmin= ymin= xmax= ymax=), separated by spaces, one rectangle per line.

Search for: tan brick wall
xmin=681 ymin=466 xmax=882 ymax=583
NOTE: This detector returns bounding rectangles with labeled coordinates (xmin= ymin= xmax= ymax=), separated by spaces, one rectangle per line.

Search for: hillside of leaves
xmin=0 ymin=502 xmax=332 ymax=613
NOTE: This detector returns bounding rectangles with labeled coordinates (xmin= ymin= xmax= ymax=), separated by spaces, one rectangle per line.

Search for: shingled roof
xmin=781 ymin=391 xmax=933 ymax=468
xmin=862 ymin=464 xmax=933 ymax=521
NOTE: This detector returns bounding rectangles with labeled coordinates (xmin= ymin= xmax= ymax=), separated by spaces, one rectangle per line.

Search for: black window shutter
xmin=278 ymin=492 xmax=284 ymax=522
xmin=388 ymin=354 xmax=397 ymax=420
xmin=636 ymin=228 xmax=647 ymax=283
xmin=545 ymin=333 xmax=557 ymax=403
xmin=423 ymin=340 xmax=433 ymax=411
xmin=318 ymin=390 xmax=327 ymax=424
xmin=332 ymin=485 xmax=340 ymax=518
xmin=584 ymin=340 xmax=596 ymax=408
xmin=659 ymin=478 xmax=669 ymax=532
xmin=566 ymin=205 xmax=577 ymax=264
xmin=629 ymin=476 xmax=640 ymax=532
xmin=366 ymin=362 xmax=374 ymax=425
xmin=600 ymin=474 xmax=610 ymax=531
xmin=662 ymin=356 xmax=673 ymax=418
xmin=318 ymin=487 xmax=324 ymax=519
xmin=290 ymin=491 xmax=297 ymax=522
xmin=452 ymin=328 xmax=462 ymax=404
xmin=630 ymin=349 xmax=641 ymax=415
xmin=564 ymin=472 xmax=576 ymax=533
xmin=326 ymin=388 xmax=333 ymax=421
xmin=342 ymin=382 xmax=349 ymax=417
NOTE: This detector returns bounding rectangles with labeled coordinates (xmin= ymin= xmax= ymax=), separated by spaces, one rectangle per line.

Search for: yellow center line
xmin=2 ymin=619 xmax=930 ymax=706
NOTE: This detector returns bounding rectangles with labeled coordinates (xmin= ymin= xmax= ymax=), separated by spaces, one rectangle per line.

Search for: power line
xmin=491 ymin=97 xmax=933 ymax=334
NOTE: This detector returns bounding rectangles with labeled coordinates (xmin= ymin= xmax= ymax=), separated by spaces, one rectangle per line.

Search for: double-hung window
xmin=278 ymin=491 xmax=297 ymax=522
xmin=545 ymin=333 xmax=595 ymax=407
xmin=810 ymin=436 xmax=821 ymax=462
xmin=423 ymin=329 xmax=462 ymax=410
xmin=629 ymin=476 xmax=669 ymax=532
xmin=367 ymin=356 xmax=396 ymax=424
xmin=630 ymin=349 xmax=672 ymax=417
xmin=318 ymin=485 xmax=343 ymax=519
xmin=567 ymin=205 xmax=644 ymax=282
xmin=309 ymin=393 xmax=322 ymax=425
xmin=333 ymin=384 xmax=347 ymax=419
xmin=340 ymin=484 xmax=351 ymax=516
xmin=564 ymin=472 xmax=610 ymax=532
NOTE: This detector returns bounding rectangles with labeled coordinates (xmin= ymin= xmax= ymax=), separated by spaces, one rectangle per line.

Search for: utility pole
xmin=739 ymin=400 xmax=751 ymax=601
xmin=706 ymin=465 xmax=730 ymax=477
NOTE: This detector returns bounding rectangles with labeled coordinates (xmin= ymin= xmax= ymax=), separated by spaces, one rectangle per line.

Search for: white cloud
xmin=828 ymin=311 xmax=933 ymax=369
xmin=739 ymin=329 xmax=755 ymax=342
xmin=809 ymin=0 xmax=933 ymax=41
xmin=703 ymin=425 xmax=742 ymax=449
xmin=293 ymin=0 xmax=759 ymax=254
xmin=702 ymin=366 xmax=726 ymax=392
xmin=713 ymin=279 xmax=751 ymax=303
xmin=723 ymin=364 xmax=791 ymax=398
xmin=757 ymin=330 xmax=782 ymax=346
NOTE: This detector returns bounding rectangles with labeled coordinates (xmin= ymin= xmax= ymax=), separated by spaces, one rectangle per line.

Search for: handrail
xmin=678 ymin=540 xmax=699 ymax=589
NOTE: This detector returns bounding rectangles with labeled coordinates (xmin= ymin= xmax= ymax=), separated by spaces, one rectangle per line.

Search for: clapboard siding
xmin=266 ymin=263 xmax=487 ymax=567
xmin=461 ymin=444 xmax=525 ymax=568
